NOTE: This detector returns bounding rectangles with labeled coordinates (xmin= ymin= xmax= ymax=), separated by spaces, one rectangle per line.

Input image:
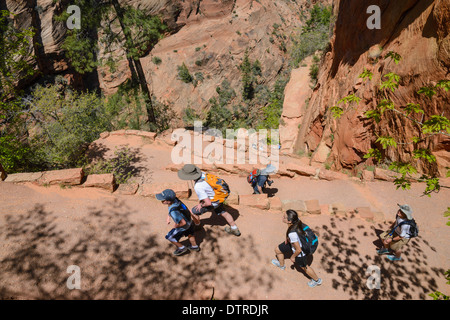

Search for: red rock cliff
xmin=289 ymin=0 xmax=449 ymax=176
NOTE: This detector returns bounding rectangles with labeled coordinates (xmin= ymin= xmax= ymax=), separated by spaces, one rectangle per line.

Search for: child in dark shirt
xmin=156 ymin=189 xmax=200 ymax=256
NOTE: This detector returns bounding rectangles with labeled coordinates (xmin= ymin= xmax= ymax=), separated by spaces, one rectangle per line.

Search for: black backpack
xmin=296 ymin=224 xmax=319 ymax=255
xmin=390 ymin=219 xmax=419 ymax=238
xmin=169 ymin=200 xmax=192 ymax=224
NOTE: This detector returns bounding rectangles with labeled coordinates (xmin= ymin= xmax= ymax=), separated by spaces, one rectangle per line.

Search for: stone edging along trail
xmin=2 ymin=129 xmax=448 ymax=225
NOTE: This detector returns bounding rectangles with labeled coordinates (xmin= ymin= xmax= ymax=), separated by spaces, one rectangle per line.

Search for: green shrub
xmin=177 ymin=63 xmax=193 ymax=83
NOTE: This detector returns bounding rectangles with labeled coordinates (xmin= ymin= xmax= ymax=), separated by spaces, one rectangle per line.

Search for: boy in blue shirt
xmin=156 ymin=189 xmax=200 ymax=256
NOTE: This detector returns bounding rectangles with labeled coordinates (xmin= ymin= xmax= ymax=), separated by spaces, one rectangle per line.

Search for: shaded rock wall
xmin=288 ymin=0 xmax=449 ymax=176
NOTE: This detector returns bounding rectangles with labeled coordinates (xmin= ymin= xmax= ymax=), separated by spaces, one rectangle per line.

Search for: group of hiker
xmin=156 ymin=163 xmax=419 ymax=288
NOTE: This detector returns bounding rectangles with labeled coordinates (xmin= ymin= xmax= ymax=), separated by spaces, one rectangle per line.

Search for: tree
xmin=0 ymin=10 xmax=36 ymax=172
xmin=330 ymin=52 xmax=449 ymax=196
xmin=56 ymin=0 xmax=167 ymax=130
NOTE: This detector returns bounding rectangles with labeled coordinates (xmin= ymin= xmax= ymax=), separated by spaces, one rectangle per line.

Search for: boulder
xmin=84 ymin=174 xmax=116 ymax=192
xmin=115 ymin=183 xmax=140 ymax=195
xmin=318 ymin=170 xmax=349 ymax=181
xmin=239 ymin=194 xmax=269 ymax=210
xmin=226 ymin=191 xmax=239 ymax=205
xmin=331 ymin=202 xmax=347 ymax=217
xmin=285 ymin=162 xmax=318 ymax=177
xmin=362 ymin=169 xmax=374 ymax=181
xmin=305 ymin=199 xmax=321 ymax=215
xmin=373 ymin=168 xmax=400 ymax=182
xmin=140 ymin=182 xmax=191 ymax=199
xmin=4 ymin=172 xmax=43 ymax=183
xmin=137 ymin=131 xmax=157 ymax=141
xmin=269 ymin=196 xmax=282 ymax=211
xmin=39 ymin=168 xmax=84 ymax=186
xmin=281 ymin=199 xmax=306 ymax=213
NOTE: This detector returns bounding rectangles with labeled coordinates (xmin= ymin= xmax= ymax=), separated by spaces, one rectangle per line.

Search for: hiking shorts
xmin=278 ymin=242 xmax=308 ymax=268
xmin=191 ymin=201 xmax=226 ymax=215
xmin=165 ymin=224 xmax=195 ymax=243
xmin=380 ymin=230 xmax=410 ymax=252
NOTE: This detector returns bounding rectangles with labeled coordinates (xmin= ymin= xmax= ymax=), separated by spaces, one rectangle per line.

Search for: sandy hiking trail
xmin=0 ymin=134 xmax=448 ymax=300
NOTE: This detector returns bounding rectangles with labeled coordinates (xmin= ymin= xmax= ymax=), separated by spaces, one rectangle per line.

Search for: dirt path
xmin=0 ymin=135 xmax=448 ymax=300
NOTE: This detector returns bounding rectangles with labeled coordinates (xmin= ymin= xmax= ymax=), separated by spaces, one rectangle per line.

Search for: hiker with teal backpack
xmin=156 ymin=189 xmax=200 ymax=256
xmin=271 ymin=209 xmax=322 ymax=288
xmin=377 ymin=204 xmax=419 ymax=261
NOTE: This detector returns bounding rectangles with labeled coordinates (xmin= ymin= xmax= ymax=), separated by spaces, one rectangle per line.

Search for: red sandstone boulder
xmin=239 ymin=194 xmax=269 ymax=210
xmin=84 ymin=174 xmax=116 ymax=192
xmin=39 ymin=168 xmax=84 ymax=186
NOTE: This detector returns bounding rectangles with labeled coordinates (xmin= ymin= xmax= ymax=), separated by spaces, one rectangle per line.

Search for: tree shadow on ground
xmin=315 ymin=216 xmax=445 ymax=300
xmin=0 ymin=200 xmax=274 ymax=300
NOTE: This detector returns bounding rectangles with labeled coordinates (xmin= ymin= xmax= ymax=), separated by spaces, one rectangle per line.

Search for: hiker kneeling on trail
xmin=271 ymin=209 xmax=322 ymax=288
xmin=248 ymin=164 xmax=276 ymax=195
xmin=377 ymin=204 xmax=419 ymax=261
xmin=177 ymin=164 xmax=241 ymax=237
xmin=156 ymin=189 xmax=200 ymax=256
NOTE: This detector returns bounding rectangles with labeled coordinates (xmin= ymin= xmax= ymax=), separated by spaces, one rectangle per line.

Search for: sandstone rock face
xmin=279 ymin=56 xmax=314 ymax=154
xmin=288 ymin=0 xmax=450 ymax=176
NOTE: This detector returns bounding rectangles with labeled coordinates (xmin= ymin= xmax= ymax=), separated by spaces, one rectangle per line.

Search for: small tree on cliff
xmin=0 ymin=10 xmax=36 ymax=172
xmin=56 ymin=0 xmax=167 ymax=131
xmin=330 ymin=52 xmax=450 ymax=196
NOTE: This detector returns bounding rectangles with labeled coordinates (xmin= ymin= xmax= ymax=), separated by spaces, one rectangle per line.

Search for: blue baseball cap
xmin=156 ymin=189 xmax=177 ymax=201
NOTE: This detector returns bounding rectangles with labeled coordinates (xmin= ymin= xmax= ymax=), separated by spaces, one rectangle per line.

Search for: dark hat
xmin=177 ymin=164 xmax=202 ymax=181
xmin=156 ymin=189 xmax=177 ymax=201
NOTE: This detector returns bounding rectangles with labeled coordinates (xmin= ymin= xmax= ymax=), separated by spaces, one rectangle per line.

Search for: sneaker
xmin=386 ymin=255 xmax=402 ymax=261
xmin=307 ymin=278 xmax=322 ymax=288
xmin=377 ymin=248 xmax=389 ymax=255
xmin=271 ymin=259 xmax=286 ymax=270
xmin=173 ymin=247 xmax=189 ymax=256
xmin=189 ymin=245 xmax=200 ymax=252
xmin=224 ymin=226 xmax=241 ymax=236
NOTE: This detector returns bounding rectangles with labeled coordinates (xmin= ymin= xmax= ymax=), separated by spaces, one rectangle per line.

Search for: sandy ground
xmin=0 ymin=134 xmax=449 ymax=300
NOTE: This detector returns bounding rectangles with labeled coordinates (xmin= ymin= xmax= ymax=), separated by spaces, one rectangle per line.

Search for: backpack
xmin=204 ymin=173 xmax=230 ymax=203
xmin=296 ymin=224 xmax=319 ymax=255
xmin=169 ymin=200 xmax=192 ymax=224
xmin=390 ymin=219 xmax=419 ymax=238
xmin=247 ymin=169 xmax=260 ymax=184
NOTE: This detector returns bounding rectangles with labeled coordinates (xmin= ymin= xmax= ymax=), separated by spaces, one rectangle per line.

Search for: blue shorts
xmin=165 ymin=224 xmax=195 ymax=242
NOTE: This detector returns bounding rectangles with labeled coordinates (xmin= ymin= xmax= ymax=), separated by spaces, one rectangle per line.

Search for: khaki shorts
xmin=380 ymin=230 xmax=410 ymax=252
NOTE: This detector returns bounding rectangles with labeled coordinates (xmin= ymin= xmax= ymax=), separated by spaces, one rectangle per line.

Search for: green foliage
xmin=359 ymin=68 xmax=373 ymax=81
xmin=290 ymin=4 xmax=333 ymax=68
xmin=385 ymin=51 xmax=402 ymax=64
xmin=421 ymin=115 xmax=450 ymax=135
xmin=380 ymin=72 xmax=400 ymax=92
xmin=331 ymin=94 xmax=361 ymax=119
xmin=445 ymin=208 xmax=450 ymax=227
xmin=25 ymin=85 xmax=114 ymax=169
xmin=177 ymin=63 xmax=193 ymax=83
xmin=152 ymin=56 xmax=162 ymax=65
xmin=240 ymin=49 xmax=254 ymax=101
xmin=85 ymin=147 xmax=134 ymax=184
xmin=0 ymin=10 xmax=36 ymax=172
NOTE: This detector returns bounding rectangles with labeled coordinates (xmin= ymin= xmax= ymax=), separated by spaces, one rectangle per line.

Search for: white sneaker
xmin=307 ymin=278 xmax=322 ymax=288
